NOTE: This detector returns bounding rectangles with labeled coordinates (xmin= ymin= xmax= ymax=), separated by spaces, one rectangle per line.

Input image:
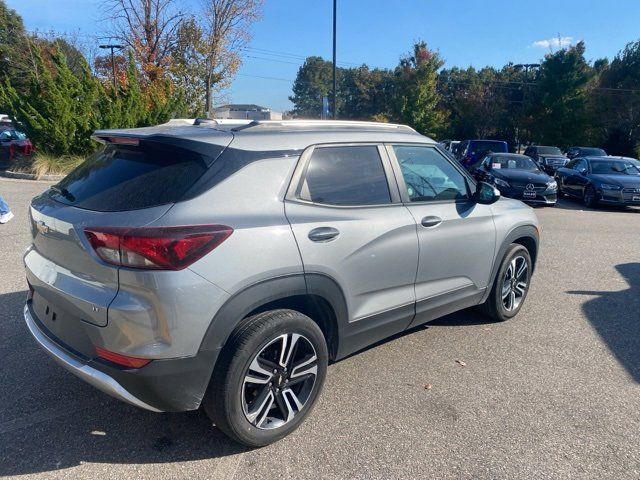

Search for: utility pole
xmin=99 ymin=44 xmax=124 ymax=91
xmin=332 ymin=0 xmax=337 ymax=119
xmin=514 ymin=63 xmax=540 ymax=152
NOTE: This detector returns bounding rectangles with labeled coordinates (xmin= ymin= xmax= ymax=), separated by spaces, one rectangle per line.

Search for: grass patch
xmin=9 ymin=153 xmax=84 ymax=178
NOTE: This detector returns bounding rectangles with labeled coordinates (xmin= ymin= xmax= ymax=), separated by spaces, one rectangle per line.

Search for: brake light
xmin=95 ymin=346 xmax=151 ymax=368
xmin=108 ymin=136 xmax=139 ymax=146
xmin=84 ymin=225 xmax=233 ymax=270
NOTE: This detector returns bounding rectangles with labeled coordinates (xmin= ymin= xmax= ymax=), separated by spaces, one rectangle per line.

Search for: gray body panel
xmin=23 ymin=120 xmax=540 ymax=412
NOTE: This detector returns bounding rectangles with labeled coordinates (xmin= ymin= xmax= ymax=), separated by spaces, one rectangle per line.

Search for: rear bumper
xmin=24 ymin=301 xmax=220 ymax=412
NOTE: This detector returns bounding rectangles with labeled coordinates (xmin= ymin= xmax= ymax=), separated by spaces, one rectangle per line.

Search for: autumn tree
xmin=171 ymin=0 xmax=262 ymax=116
xmin=105 ymin=0 xmax=184 ymax=83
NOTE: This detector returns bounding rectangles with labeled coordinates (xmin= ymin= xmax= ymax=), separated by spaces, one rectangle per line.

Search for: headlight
xmin=547 ymin=180 xmax=557 ymax=189
xmin=494 ymin=178 xmax=510 ymax=188
xmin=601 ymin=183 xmax=622 ymax=191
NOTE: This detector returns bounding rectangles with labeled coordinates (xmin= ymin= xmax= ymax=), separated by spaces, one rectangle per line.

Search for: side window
xmin=299 ymin=145 xmax=391 ymax=206
xmin=573 ymin=159 xmax=587 ymax=172
xmin=393 ymin=145 xmax=470 ymax=202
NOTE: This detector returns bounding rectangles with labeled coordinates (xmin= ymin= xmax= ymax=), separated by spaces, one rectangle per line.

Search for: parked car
xmin=565 ymin=146 xmax=607 ymax=160
xmin=457 ymin=139 xmax=508 ymax=168
xmin=23 ymin=119 xmax=539 ymax=447
xmin=0 ymin=128 xmax=34 ymax=160
xmin=555 ymin=156 xmax=640 ymax=207
xmin=440 ymin=139 xmax=460 ymax=152
xmin=473 ymin=153 xmax=557 ymax=206
xmin=523 ymin=145 xmax=567 ymax=174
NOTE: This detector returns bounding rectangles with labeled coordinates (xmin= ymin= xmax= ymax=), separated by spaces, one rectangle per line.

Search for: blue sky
xmin=8 ymin=0 xmax=640 ymax=112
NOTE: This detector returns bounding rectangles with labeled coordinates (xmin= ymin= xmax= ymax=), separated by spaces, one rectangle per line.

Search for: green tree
xmin=391 ymin=42 xmax=447 ymax=137
xmin=0 ymin=45 xmax=104 ymax=155
xmin=289 ymin=56 xmax=335 ymax=118
xmin=528 ymin=41 xmax=594 ymax=147
xmin=592 ymin=41 xmax=640 ymax=156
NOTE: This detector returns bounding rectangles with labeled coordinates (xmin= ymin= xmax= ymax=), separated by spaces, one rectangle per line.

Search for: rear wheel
xmin=203 ymin=309 xmax=328 ymax=447
xmin=480 ymin=244 xmax=532 ymax=322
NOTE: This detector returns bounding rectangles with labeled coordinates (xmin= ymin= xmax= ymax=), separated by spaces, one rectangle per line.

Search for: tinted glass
xmin=580 ymin=148 xmax=606 ymax=156
xmin=394 ymin=146 xmax=469 ymax=202
xmin=470 ymin=141 xmax=507 ymax=153
xmin=299 ymin=146 xmax=391 ymax=206
xmin=536 ymin=146 xmax=563 ymax=155
xmin=590 ymin=159 xmax=640 ymax=175
xmin=51 ymin=143 xmax=208 ymax=212
xmin=490 ymin=155 xmax=539 ymax=171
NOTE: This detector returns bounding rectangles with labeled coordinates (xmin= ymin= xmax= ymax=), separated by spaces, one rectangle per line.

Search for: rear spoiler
xmin=90 ymin=132 xmax=233 ymax=168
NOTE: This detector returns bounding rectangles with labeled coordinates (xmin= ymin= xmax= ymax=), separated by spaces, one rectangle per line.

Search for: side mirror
xmin=475 ymin=181 xmax=501 ymax=205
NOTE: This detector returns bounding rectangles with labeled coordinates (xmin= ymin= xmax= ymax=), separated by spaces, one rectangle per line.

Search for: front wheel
xmin=203 ymin=309 xmax=328 ymax=447
xmin=480 ymin=244 xmax=532 ymax=322
xmin=583 ymin=185 xmax=598 ymax=208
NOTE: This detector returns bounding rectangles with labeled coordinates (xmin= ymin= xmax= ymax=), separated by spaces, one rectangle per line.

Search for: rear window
xmin=471 ymin=141 xmax=507 ymax=153
xmin=536 ymin=146 xmax=562 ymax=155
xmin=50 ymin=142 xmax=209 ymax=212
xmin=580 ymin=148 xmax=607 ymax=156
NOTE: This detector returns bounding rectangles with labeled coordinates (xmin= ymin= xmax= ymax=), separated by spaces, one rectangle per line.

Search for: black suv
xmin=523 ymin=145 xmax=567 ymax=174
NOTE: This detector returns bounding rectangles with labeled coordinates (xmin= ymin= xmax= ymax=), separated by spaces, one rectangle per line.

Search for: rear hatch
xmin=26 ymin=130 xmax=231 ymax=332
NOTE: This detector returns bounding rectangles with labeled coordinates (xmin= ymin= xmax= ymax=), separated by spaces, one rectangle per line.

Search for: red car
xmin=0 ymin=128 xmax=34 ymax=160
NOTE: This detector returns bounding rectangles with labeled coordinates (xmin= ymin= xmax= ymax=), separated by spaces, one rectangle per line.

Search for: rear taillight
xmin=95 ymin=346 xmax=151 ymax=368
xmin=84 ymin=225 xmax=233 ymax=270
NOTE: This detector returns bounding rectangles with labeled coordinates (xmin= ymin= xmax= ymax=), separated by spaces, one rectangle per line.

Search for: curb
xmin=0 ymin=170 xmax=63 ymax=181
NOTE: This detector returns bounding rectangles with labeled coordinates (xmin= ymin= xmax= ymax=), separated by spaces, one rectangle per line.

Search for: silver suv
xmin=23 ymin=120 xmax=539 ymax=446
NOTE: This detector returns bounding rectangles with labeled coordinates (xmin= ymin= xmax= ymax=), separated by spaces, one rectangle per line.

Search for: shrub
xmin=30 ymin=152 xmax=83 ymax=178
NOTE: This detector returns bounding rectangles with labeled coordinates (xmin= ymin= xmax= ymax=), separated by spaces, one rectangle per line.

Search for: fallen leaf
xmin=455 ymin=360 xmax=466 ymax=367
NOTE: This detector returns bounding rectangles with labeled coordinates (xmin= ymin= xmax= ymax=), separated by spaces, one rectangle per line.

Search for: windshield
xmin=490 ymin=155 xmax=539 ymax=171
xmin=590 ymin=159 xmax=640 ymax=175
xmin=537 ymin=146 xmax=562 ymax=155
xmin=580 ymin=148 xmax=607 ymax=156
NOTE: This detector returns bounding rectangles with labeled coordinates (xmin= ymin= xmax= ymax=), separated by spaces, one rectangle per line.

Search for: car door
xmin=564 ymin=158 xmax=589 ymax=197
xmin=285 ymin=144 xmax=420 ymax=351
xmin=385 ymin=144 xmax=497 ymax=327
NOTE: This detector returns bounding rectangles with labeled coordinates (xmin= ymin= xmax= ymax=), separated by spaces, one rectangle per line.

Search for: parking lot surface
xmin=0 ymin=177 xmax=638 ymax=480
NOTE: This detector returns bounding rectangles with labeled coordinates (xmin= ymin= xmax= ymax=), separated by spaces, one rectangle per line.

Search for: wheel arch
xmin=481 ymin=225 xmax=539 ymax=303
xmin=199 ymin=273 xmax=348 ymax=363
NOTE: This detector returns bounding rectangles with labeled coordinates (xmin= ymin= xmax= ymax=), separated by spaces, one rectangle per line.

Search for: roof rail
xmin=231 ymin=120 xmax=417 ymax=132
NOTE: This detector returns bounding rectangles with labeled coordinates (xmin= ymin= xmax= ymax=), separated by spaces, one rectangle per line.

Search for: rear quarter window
xmin=51 ymin=142 xmax=209 ymax=212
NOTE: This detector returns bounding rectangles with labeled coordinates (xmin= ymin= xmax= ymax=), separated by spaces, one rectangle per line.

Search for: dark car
xmin=555 ymin=156 xmax=640 ymax=208
xmin=457 ymin=139 xmax=508 ymax=168
xmin=565 ymin=146 xmax=606 ymax=160
xmin=474 ymin=153 xmax=557 ymax=206
xmin=0 ymin=128 xmax=34 ymax=160
xmin=523 ymin=145 xmax=567 ymax=174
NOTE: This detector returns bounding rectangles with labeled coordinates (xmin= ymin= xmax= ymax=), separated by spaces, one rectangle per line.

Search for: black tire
xmin=203 ymin=309 xmax=328 ymax=447
xmin=583 ymin=184 xmax=597 ymax=208
xmin=556 ymin=178 xmax=565 ymax=198
xmin=480 ymin=244 xmax=532 ymax=322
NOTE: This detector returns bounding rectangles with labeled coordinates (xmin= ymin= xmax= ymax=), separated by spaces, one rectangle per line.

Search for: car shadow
xmin=566 ymin=263 xmax=640 ymax=383
xmin=0 ymin=290 xmax=247 ymax=477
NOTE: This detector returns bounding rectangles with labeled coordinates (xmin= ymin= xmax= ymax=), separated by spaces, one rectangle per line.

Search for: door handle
xmin=308 ymin=227 xmax=340 ymax=242
xmin=421 ymin=216 xmax=442 ymax=228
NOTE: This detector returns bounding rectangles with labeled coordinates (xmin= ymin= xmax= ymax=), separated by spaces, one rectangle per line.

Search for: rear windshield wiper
xmin=50 ymin=185 xmax=76 ymax=202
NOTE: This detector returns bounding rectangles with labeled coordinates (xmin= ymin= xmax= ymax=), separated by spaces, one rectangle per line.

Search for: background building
xmin=213 ymin=104 xmax=283 ymax=120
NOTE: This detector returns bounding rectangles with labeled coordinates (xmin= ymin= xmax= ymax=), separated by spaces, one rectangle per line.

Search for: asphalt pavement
xmin=0 ymin=177 xmax=638 ymax=479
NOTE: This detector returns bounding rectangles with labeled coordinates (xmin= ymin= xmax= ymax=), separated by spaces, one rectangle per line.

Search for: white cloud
xmin=531 ymin=36 xmax=574 ymax=49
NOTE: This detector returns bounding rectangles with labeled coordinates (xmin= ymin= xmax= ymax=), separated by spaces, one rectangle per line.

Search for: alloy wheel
xmin=242 ymin=333 xmax=318 ymax=430
xmin=501 ymin=255 xmax=528 ymax=312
